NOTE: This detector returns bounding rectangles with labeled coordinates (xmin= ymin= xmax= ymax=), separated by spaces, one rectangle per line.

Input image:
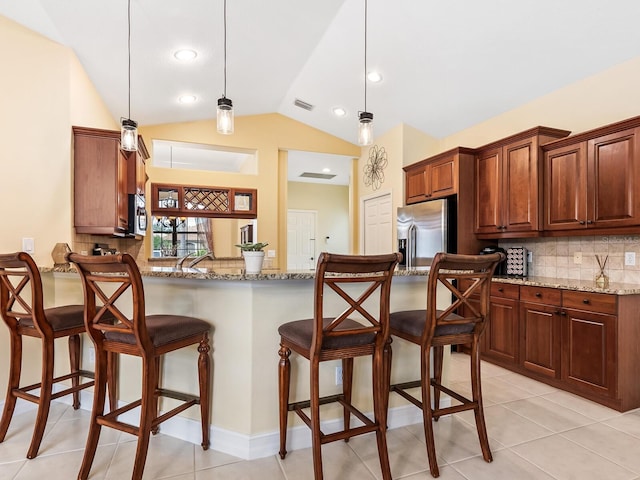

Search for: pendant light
xmin=217 ymin=0 xmax=234 ymax=134
xmin=121 ymin=0 xmax=138 ymax=152
xmin=358 ymin=0 xmax=373 ymax=146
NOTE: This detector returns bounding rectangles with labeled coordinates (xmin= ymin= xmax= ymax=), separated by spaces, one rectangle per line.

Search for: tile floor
xmin=2 ymin=352 xmax=640 ymax=479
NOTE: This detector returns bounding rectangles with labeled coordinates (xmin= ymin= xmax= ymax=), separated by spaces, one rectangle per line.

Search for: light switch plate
xmin=573 ymin=252 xmax=582 ymax=264
xmin=625 ymin=252 xmax=636 ymax=266
xmin=267 ymin=249 xmax=276 ymax=258
xmin=22 ymin=237 xmax=34 ymax=253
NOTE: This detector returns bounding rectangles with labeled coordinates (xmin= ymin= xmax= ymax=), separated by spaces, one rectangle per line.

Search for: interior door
xmin=287 ymin=210 xmax=316 ymax=270
xmin=362 ymin=193 xmax=392 ymax=255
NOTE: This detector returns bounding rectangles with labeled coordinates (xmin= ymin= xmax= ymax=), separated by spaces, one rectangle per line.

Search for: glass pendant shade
xmin=121 ymin=118 xmax=138 ymax=151
xmin=358 ymin=111 xmax=374 ymax=146
xmin=217 ymin=97 xmax=234 ymax=135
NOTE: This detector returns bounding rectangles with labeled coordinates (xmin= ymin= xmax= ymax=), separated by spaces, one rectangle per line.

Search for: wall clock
xmin=363 ymin=145 xmax=388 ymax=190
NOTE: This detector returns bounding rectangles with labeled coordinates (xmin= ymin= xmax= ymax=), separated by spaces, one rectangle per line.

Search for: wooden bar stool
xmin=278 ymin=252 xmax=401 ymax=480
xmin=387 ymin=252 xmax=504 ymax=478
xmin=68 ymin=252 xmax=211 ymax=480
xmin=0 ymin=251 xmax=111 ymax=459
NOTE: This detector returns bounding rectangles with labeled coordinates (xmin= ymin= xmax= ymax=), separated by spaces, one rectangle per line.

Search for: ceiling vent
xmin=294 ymin=98 xmax=314 ymax=111
xmin=299 ymin=172 xmax=336 ymax=180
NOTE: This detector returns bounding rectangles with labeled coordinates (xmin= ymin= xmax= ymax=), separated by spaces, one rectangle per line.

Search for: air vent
xmin=299 ymin=172 xmax=336 ymax=180
xmin=294 ymin=98 xmax=315 ymax=111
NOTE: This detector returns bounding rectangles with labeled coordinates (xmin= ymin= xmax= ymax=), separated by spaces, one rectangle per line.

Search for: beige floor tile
xmin=405 ymin=415 xmax=504 ymax=465
xmin=496 ymin=372 xmax=559 ymax=395
xmin=197 ymin=455 xmax=285 ymax=479
xmin=605 ymin=409 xmax=640 ymax=438
xmin=0 ymin=460 xmax=26 ymax=479
xmin=562 ymin=422 xmax=640 ymax=474
xmin=194 ymin=447 xmax=243 ymax=471
xmin=400 ymin=464 xmax=467 ymax=479
xmin=13 ymin=444 xmax=116 ymax=480
xmin=449 ymin=448 xmax=556 ymax=479
xmin=34 ymin=415 xmax=123 ymax=457
xmin=278 ymin=440 xmax=375 ymax=479
xmin=511 ymin=434 xmax=636 ymax=480
xmin=347 ymin=427 xmax=433 ymax=479
xmin=502 ymin=396 xmax=596 ymax=432
xmin=542 ymin=390 xmax=623 ymax=421
xmin=104 ymin=434 xmax=195 ymax=479
xmin=456 ymin=404 xmax=553 ymax=447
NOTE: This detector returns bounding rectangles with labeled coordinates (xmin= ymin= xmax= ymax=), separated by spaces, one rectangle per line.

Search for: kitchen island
xmin=36 ymin=266 xmax=436 ymax=460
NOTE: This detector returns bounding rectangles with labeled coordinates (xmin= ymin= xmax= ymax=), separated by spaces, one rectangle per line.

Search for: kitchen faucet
xmin=187 ymin=251 xmax=215 ymax=268
xmin=175 ymin=252 xmax=196 ymax=269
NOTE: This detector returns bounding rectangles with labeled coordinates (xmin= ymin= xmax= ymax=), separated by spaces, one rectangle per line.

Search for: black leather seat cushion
xmin=19 ymin=304 xmax=85 ymax=331
xmin=279 ymin=318 xmax=376 ymax=351
xmin=390 ymin=309 xmax=474 ymax=338
xmin=105 ymin=314 xmax=210 ymax=347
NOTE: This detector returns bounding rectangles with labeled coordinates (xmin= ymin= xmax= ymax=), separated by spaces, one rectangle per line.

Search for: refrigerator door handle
xmin=407 ymin=223 xmax=416 ymax=269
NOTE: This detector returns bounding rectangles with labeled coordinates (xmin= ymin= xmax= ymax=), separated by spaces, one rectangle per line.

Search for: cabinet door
xmin=405 ymin=165 xmax=428 ymax=204
xmin=475 ymin=147 xmax=502 ymax=234
xmin=561 ymin=308 xmax=617 ymax=398
xmin=588 ymin=127 xmax=640 ymax=228
xmin=116 ymin=149 xmax=129 ymax=231
xmin=520 ymin=301 xmax=561 ymax=378
xmin=543 ymin=142 xmax=588 ymax=230
xmin=429 ymin=156 xmax=456 ymax=199
xmin=502 ymin=137 xmax=539 ymax=232
xmin=484 ymin=296 xmax=519 ymax=365
xmin=135 ymin=153 xmax=146 ymax=195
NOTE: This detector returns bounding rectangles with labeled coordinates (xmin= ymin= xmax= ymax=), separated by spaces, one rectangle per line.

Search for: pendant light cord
xmin=223 ymin=0 xmax=227 ymax=98
xmin=364 ymin=0 xmax=367 ymax=113
xmin=127 ymin=0 xmax=132 ymax=119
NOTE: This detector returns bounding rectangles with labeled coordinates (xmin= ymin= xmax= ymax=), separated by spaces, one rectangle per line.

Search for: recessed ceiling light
xmin=333 ymin=107 xmax=347 ymax=117
xmin=367 ymin=71 xmax=382 ymax=83
xmin=322 ymin=167 xmax=331 ymax=173
xmin=179 ymin=95 xmax=197 ymax=104
xmin=174 ymin=49 xmax=198 ymax=61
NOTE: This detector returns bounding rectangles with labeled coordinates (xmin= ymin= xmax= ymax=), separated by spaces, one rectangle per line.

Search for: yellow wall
xmin=140 ymin=115 xmax=360 ymax=267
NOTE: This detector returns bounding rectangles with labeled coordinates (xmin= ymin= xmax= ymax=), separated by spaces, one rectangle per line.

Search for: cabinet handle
xmin=535 ymin=292 xmax=541 ymax=297
xmin=579 ymin=220 xmax=586 ymax=225
xmin=560 ymin=310 xmax=567 ymax=316
xmin=582 ymin=299 xmax=590 ymax=304
xmin=587 ymin=220 xmax=594 ymax=224
xmin=554 ymin=310 xmax=561 ymax=315
xmin=497 ymin=287 xmax=503 ymax=292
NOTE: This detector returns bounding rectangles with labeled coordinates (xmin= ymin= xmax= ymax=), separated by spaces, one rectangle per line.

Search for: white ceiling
xmin=3 ymin=0 xmax=640 ymax=182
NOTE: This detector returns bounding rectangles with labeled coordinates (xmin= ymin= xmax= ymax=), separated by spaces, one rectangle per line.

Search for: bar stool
xmin=0 ymin=251 xmax=112 ymax=459
xmin=68 ymin=252 xmax=212 ymax=480
xmin=278 ymin=252 xmax=401 ymax=480
xmin=387 ymin=252 xmax=504 ymax=478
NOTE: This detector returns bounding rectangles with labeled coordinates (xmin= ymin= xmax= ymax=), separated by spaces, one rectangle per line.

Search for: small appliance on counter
xmin=506 ymin=246 xmax=528 ymax=277
xmin=93 ymin=243 xmax=117 ymax=256
xmin=478 ymin=246 xmax=507 ymax=276
xmin=128 ymin=193 xmax=148 ymax=236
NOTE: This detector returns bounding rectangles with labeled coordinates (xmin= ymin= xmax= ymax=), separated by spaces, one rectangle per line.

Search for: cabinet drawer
xmin=491 ymin=282 xmax=519 ymax=299
xmin=562 ymin=291 xmax=617 ymax=315
xmin=520 ymin=285 xmax=561 ymax=305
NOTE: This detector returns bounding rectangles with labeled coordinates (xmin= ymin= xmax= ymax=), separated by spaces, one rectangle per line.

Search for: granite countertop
xmin=43 ymin=264 xmax=431 ymax=281
xmin=492 ymin=275 xmax=640 ymax=295
xmin=42 ymin=265 xmax=639 ymax=294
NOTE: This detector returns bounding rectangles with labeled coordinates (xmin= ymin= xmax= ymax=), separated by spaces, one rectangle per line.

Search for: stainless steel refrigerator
xmin=397 ymin=198 xmax=456 ymax=268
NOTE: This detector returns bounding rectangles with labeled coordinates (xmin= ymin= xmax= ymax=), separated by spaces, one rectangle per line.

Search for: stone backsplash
xmin=499 ymin=235 xmax=640 ymax=284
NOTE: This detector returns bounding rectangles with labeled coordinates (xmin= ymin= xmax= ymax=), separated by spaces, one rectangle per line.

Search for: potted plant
xmin=235 ymin=242 xmax=269 ymax=274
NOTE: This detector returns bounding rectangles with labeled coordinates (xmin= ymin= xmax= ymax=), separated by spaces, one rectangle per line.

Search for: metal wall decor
xmin=363 ymin=145 xmax=387 ymax=190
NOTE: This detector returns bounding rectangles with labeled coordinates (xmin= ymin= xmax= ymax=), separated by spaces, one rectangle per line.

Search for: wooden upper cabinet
xmin=475 ymin=127 xmax=570 ymax=238
xmin=403 ymin=148 xmax=471 ymax=205
xmin=127 ymin=137 xmax=149 ymax=196
xmin=543 ymin=116 xmax=640 ymax=233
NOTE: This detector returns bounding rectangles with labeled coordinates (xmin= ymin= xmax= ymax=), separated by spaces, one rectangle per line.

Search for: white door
xmin=363 ymin=193 xmax=393 ymax=254
xmin=287 ymin=210 xmax=317 ymax=270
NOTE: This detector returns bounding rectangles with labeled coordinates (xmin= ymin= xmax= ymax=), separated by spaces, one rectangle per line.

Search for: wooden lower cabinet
xmin=479 ymin=282 xmax=640 ymax=411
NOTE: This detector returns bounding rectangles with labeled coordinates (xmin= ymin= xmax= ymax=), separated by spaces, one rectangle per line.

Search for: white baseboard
xmin=1 ymin=388 xmax=446 ymax=460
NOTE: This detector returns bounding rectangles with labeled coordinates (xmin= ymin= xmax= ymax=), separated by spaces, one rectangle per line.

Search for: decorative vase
xmin=242 ymin=251 xmax=265 ymax=274
xmin=51 ymin=242 xmax=72 ymax=267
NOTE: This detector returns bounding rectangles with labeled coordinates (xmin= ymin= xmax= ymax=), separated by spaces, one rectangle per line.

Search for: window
xmin=151 ymin=216 xmax=211 ymax=258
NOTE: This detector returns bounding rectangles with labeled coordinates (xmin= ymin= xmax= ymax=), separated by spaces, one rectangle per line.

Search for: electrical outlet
xmin=625 ymin=252 xmax=636 ymax=266
xmin=527 ymin=251 xmax=533 ymax=263
xmin=573 ymin=252 xmax=582 ymax=264
xmin=267 ymin=249 xmax=276 ymax=258
xmin=335 ymin=366 xmax=343 ymax=385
